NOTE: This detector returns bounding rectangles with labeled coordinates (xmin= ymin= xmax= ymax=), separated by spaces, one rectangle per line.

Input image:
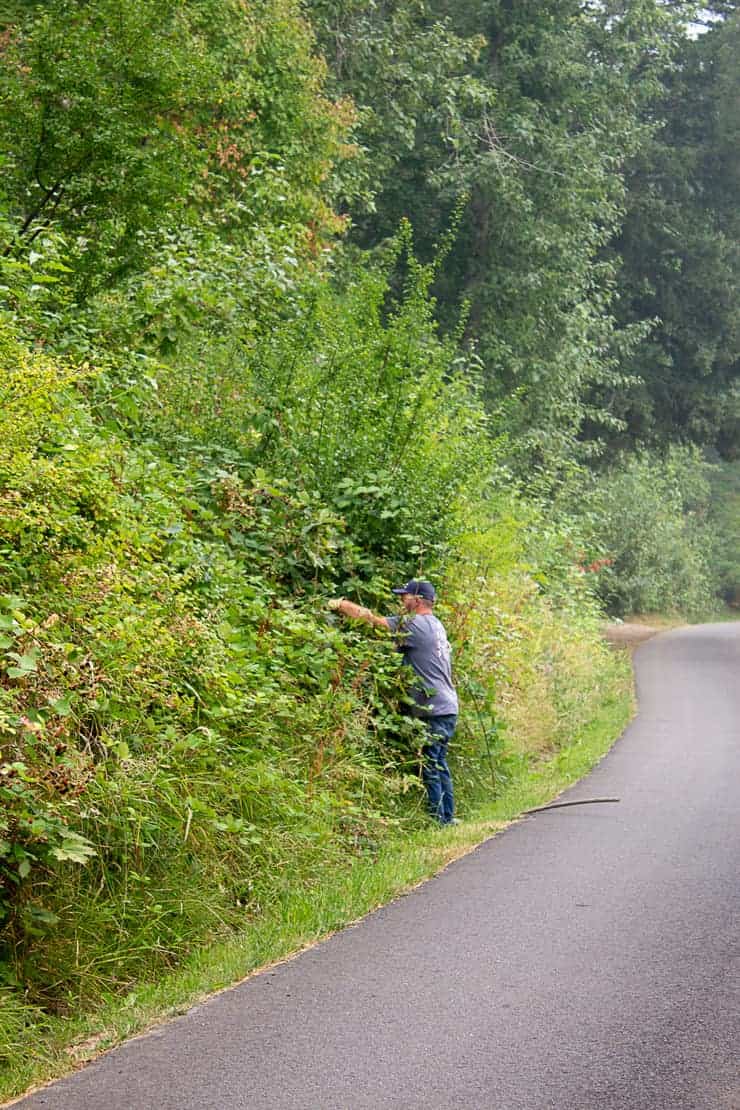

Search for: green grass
xmin=0 ymin=671 xmax=632 ymax=1106
xmin=691 ymin=604 xmax=740 ymax=624
xmin=623 ymin=604 xmax=740 ymax=627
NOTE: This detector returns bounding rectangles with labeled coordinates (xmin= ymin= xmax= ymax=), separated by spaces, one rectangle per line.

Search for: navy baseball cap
xmin=391 ymin=579 xmax=436 ymax=602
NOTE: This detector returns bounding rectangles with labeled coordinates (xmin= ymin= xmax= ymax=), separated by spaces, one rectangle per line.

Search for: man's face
xmin=401 ymin=593 xmax=421 ymax=612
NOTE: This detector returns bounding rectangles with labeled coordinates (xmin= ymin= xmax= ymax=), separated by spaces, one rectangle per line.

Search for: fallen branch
xmin=523 ymin=797 xmax=620 ymax=815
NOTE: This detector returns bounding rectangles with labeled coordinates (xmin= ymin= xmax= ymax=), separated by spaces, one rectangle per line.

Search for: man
xmin=329 ymin=580 xmax=458 ymax=825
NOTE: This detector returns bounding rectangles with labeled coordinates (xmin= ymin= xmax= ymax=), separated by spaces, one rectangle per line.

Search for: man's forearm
xmin=331 ymin=598 xmax=389 ymax=629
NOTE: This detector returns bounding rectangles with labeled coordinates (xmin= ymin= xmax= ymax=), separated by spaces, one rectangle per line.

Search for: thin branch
xmin=524 ymin=797 xmax=620 ymax=815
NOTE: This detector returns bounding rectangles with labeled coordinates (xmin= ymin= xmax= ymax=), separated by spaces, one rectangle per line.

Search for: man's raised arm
xmin=328 ymin=598 xmax=390 ymax=630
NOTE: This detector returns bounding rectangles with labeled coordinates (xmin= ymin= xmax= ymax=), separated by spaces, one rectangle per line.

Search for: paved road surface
xmin=19 ymin=624 xmax=740 ymax=1109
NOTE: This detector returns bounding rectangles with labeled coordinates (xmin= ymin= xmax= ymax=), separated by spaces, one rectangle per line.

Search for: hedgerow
xmin=0 ymin=248 xmax=627 ymax=1022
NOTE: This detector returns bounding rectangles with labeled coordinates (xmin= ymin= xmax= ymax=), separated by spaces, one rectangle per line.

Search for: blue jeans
xmin=422 ymin=714 xmax=457 ymax=824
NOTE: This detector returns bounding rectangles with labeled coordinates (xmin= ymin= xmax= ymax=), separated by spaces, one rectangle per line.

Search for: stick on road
xmin=19 ymin=623 xmax=740 ymax=1110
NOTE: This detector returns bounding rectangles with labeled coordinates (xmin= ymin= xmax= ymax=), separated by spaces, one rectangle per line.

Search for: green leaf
xmin=51 ymin=833 xmax=96 ymax=864
xmin=15 ymin=652 xmax=39 ymax=672
xmin=32 ymin=907 xmax=60 ymax=925
xmin=1 ymin=596 xmax=25 ymax=610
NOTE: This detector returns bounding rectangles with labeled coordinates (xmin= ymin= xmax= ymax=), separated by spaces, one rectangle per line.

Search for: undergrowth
xmin=0 ymin=283 xmax=628 ymax=1091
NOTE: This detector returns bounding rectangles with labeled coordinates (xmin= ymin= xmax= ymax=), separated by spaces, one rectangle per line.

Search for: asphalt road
xmin=19 ymin=623 xmax=740 ymax=1109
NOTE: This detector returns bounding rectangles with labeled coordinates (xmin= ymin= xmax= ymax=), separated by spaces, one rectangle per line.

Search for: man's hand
xmin=328 ymin=598 xmax=344 ymax=611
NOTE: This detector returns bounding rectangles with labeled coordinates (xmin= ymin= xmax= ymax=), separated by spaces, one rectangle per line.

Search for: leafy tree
xmin=307 ymin=0 xmax=699 ymax=473
xmin=304 ymin=0 xmax=491 ymax=227
xmin=606 ymin=6 xmax=740 ymax=457
xmin=432 ymin=1 xmax=699 ymax=468
xmin=0 ymin=0 xmax=348 ymax=291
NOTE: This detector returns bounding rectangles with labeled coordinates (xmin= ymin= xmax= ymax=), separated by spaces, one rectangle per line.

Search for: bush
xmin=573 ymin=448 xmax=715 ymax=618
xmin=0 ymin=316 xmax=431 ymax=1002
xmin=707 ymin=459 xmax=740 ymax=607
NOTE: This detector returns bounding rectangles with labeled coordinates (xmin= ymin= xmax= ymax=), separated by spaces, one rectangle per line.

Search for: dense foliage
xmin=708 ymin=457 xmax=740 ymax=607
xmin=570 ymin=448 xmax=716 ymax=618
xmin=307 ymin=0 xmax=713 ymax=465
xmin=608 ymin=5 xmax=740 ymax=456
xmin=0 ymin=0 xmax=735 ymax=1084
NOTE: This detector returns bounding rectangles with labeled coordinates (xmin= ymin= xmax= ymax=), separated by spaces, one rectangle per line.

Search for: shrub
xmin=707 ymin=458 xmax=740 ymax=607
xmin=573 ymin=448 xmax=715 ymax=618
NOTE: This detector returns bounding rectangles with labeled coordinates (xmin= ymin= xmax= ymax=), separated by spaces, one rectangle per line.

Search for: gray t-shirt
xmin=386 ymin=612 xmax=458 ymax=718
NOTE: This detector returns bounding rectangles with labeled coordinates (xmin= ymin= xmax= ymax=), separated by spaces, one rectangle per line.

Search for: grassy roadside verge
xmin=1 ymin=661 xmax=633 ymax=1105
